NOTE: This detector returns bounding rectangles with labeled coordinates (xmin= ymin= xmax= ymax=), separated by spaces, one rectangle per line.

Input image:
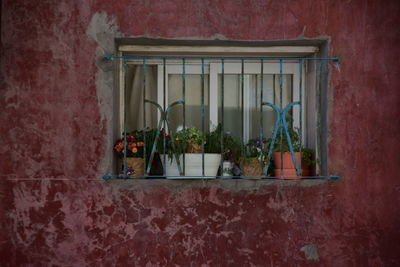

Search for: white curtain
xmin=126 ymin=65 xmax=157 ymax=132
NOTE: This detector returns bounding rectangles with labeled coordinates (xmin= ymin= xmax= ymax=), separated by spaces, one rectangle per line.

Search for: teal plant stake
xmin=262 ymin=101 xmax=301 ymax=176
xmin=145 ymin=99 xmax=185 ymax=176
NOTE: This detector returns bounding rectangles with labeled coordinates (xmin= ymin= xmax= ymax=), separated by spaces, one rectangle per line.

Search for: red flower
xmin=161 ymin=128 xmax=171 ymax=139
xmin=114 ymin=141 xmax=124 ymax=152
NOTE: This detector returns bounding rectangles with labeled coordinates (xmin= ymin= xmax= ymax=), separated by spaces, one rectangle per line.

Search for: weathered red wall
xmin=1 ymin=0 xmax=400 ymax=266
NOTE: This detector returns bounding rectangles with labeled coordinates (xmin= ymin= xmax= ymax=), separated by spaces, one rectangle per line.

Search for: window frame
xmin=112 ymin=39 xmax=336 ymax=178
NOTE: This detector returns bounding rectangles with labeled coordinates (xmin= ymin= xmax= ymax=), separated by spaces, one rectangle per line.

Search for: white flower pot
xmin=160 ymin=153 xmax=221 ymax=179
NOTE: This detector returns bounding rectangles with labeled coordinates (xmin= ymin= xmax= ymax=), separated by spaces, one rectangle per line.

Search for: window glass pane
xmin=168 ymin=74 xmax=209 ymax=133
xmin=218 ymin=74 xmax=241 ymax=141
xmin=218 ymin=74 xmax=292 ymax=141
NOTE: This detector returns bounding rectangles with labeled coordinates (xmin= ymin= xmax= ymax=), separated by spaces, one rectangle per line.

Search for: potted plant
xmin=301 ymin=148 xmax=318 ymax=176
xmin=272 ymin=127 xmax=318 ymax=177
xmin=204 ymin=124 xmax=241 ymax=178
xmin=162 ymin=126 xmax=221 ymax=178
xmin=114 ymin=131 xmax=145 ymax=178
xmin=239 ymin=137 xmax=269 ymax=178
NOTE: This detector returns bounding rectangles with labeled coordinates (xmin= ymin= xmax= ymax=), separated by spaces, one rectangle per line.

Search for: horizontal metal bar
xmin=4 ymin=175 xmax=341 ymax=181
xmin=104 ymin=55 xmax=340 ymax=62
xmin=102 ymin=174 xmax=341 ymax=180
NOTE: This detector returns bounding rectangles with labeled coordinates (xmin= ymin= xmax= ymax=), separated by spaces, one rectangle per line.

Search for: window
xmin=107 ymin=38 xmax=338 ymax=179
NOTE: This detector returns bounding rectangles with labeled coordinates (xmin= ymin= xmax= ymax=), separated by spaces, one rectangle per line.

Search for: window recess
xmin=103 ymin=41 xmax=340 ymax=180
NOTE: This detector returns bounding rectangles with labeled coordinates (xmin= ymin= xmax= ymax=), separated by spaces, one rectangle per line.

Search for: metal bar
xmin=260 ymin=59 xmax=264 ymax=140
xmin=201 ymin=58 xmax=205 ymax=176
xmin=241 ymin=59 xmax=244 ymax=148
xmin=145 ymin=103 xmax=164 ymax=174
xmin=316 ymin=59 xmax=324 ymax=176
xmin=166 ymin=100 xmax=185 ymax=175
xmin=282 ymin=102 xmax=301 ymax=174
xmin=123 ymin=59 xmax=128 ymax=178
xmin=279 ymin=59 xmax=283 ymax=175
xmin=143 ymin=58 xmax=147 ymax=176
xmin=255 ymin=67 xmax=258 ymax=140
xmin=182 ymin=58 xmax=186 ymax=175
xmin=220 ymin=59 xmax=225 ymax=174
xmin=105 ymin=55 xmax=340 ymax=62
xmin=163 ymin=58 xmax=166 ymax=175
xmin=101 ymin=174 xmax=341 ymax=180
xmin=299 ymin=59 xmax=303 ymax=176
xmin=144 ymin=99 xmax=184 ymax=175
xmin=262 ymin=102 xmax=281 ymax=175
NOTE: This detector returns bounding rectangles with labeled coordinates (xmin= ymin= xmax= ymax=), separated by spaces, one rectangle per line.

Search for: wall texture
xmin=1 ymin=0 xmax=400 ymax=266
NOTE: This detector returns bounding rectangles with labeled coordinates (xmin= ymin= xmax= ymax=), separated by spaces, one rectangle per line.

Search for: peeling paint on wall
xmin=301 ymin=244 xmax=319 ymax=261
xmin=1 ymin=0 xmax=400 ymax=266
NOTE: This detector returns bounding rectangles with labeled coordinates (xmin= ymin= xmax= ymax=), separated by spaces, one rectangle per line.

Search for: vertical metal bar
xmin=163 ymin=58 xmax=166 ymax=175
xmin=317 ymin=59 xmax=324 ymax=176
xmin=260 ymin=59 xmax=264 ymax=140
xmin=273 ymin=74 xmax=276 ymax=105
xmin=220 ymin=59 xmax=225 ymax=175
xmin=279 ymin=59 xmax=283 ymax=174
xmin=201 ymin=58 xmax=205 ymax=176
xmin=299 ymin=59 xmax=303 ymax=176
xmin=182 ymin=58 xmax=186 ymax=175
xmin=255 ymin=71 xmax=258 ymax=141
xmin=241 ymin=59 xmax=244 ymax=151
xmin=143 ymin=58 xmax=147 ymax=176
xmin=123 ymin=59 xmax=128 ymax=178
xmin=260 ymin=60 xmax=265 ymax=177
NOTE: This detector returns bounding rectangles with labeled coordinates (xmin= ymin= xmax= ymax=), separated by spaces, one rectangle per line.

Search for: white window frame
xmin=118 ymin=45 xmax=317 ymax=144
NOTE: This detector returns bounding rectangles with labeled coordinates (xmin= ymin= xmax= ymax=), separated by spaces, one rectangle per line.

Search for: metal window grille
xmin=103 ymin=55 xmax=340 ymax=180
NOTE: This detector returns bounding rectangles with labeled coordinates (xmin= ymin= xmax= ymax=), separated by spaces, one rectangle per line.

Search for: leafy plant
xmin=175 ymin=126 xmax=203 ymax=153
xmin=205 ymin=124 xmax=241 ymax=162
xmin=272 ymin=127 xmax=301 ymax=152
xmin=301 ymin=148 xmax=320 ymax=166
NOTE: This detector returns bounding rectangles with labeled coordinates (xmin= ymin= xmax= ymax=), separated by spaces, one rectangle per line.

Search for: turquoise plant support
xmin=145 ymin=99 xmax=185 ymax=175
xmin=262 ymin=101 xmax=301 ymax=176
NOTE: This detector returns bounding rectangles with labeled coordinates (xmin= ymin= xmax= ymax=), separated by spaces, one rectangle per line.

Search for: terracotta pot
xmin=273 ymin=152 xmax=301 ymax=177
xmin=273 ymin=152 xmax=301 ymax=169
xmin=240 ymin=157 xmax=263 ymax=178
xmin=119 ymin=158 xmax=144 ymax=178
xmin=274 ymin=168 xmax=298 ymax=177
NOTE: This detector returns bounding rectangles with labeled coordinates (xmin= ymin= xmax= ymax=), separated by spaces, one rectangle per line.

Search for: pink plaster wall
xmin=1 ymin=0 xmax=400 ymax=266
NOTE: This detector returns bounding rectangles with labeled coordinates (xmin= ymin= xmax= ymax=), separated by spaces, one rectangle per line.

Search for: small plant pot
xmin=240 ymin=157 xmax=264 ymax=178
xmin=119 ymin=158 xmax=144 ymax=178
xmin=301 ymin=163 xmax=316 ymax=177
xmin=221 ymin=161 xmax=233 ymax=178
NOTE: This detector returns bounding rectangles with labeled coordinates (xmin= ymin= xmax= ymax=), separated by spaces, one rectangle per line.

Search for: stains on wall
xmin=1 ymin=0 xmax=400 ymax=266
xmin=86 ymin=12 xmax=122 ymax=175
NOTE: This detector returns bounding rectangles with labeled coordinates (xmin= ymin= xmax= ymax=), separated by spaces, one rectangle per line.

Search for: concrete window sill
xmin=104 ymin=177 xmax=339 ymax=191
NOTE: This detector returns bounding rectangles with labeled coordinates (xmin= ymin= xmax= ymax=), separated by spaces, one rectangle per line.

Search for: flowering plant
xmin=114 ymin=131 xmax=145 ymax=158
xmin=242 ymin=137 xmax=270 ymax=162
